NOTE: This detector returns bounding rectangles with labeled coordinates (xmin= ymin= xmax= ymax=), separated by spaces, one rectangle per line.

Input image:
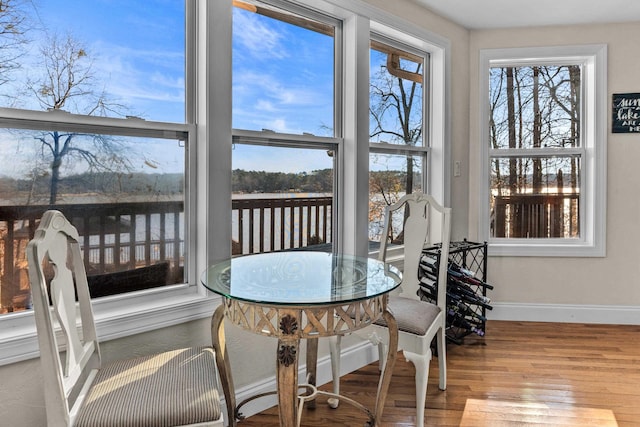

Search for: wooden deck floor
xmin=238 ymin=320 xmax=640 ymax=426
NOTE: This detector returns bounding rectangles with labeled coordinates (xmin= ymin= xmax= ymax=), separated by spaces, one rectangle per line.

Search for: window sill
xmin=488 ymin=240 xmax=606 ymax=257
xmin=0 ymin=286 xmax=219 ymax=366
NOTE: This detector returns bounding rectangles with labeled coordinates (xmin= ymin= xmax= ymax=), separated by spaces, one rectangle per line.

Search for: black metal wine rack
xmin=418 ymin=239 xmax=491 ymax=344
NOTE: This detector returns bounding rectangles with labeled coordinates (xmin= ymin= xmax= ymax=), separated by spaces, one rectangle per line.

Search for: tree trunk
xmin=49 ymin=155 xmax=61 ymax=205
xmin=49 ymin=131 xmax=63 ymax=205
xmin=569 ymin=65 xmax=580 ymax=236
xmin=506 ymin=67 xmax=518 ymax=237
xmin=532 ymin=66 xmax=542 ymax=193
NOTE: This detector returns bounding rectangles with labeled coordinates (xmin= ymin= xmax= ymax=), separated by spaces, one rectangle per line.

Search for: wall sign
xmin=612 ymin=93 xmax=640 ymax=133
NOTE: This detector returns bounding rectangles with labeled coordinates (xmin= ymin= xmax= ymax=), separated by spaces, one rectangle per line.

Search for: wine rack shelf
xmin=419 ymin=239 xmax=491 ymax=344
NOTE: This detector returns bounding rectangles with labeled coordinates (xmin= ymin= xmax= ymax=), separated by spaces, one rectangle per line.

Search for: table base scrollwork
xmin=211 ymin=295 xmax=398 ymax=427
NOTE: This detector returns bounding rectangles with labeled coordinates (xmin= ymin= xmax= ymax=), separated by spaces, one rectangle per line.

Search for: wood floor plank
xmin=238 ymin=321 xmax=640 ymax=426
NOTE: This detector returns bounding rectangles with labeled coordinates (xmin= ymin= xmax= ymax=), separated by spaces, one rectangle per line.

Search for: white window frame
xmin=311 ymin=0 xmax=452 ymax=256
xmin=479 ymin=45 xmax=607 ymax=257
xmin=0 ymin=0 xmax=216 ymax=366
xmin=0 ymin=110 xmax=215 ymax=366
xmin=368 ymin=20 xmax=449 ymax=209
xmin=229 ymin=1 xmax=343 ymax=253
xmin=368 ymin=33 xmax=431 ymax=260
xmin=363 ymin=16 xmax=450 ymax=260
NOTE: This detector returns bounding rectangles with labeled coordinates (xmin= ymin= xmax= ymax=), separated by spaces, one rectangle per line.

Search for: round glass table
xmin=201 ymin=251 xmax=402 ymax=427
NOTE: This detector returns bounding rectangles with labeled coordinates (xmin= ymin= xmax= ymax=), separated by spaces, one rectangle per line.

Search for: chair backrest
xmin=378 ymin=192 xmax=451 ymax=309
xmin=27 ymin=210 xmax=101 ymax=426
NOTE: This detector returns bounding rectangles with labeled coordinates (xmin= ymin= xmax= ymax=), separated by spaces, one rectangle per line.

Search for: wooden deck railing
xmin=232 ymin=196 xmax=333 ymax=254
xmin=0 ymin=201 xmax=185 ymax=312
xmin=0 ymin=195 xmax=333 ymax=312
xmin=492 ymin=193 xmax=579 ymax=238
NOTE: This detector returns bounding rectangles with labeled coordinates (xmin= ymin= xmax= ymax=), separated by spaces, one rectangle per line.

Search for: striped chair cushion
xmin=75 ymin=347 xmax=222 ymax=427
xmin=375 ymin=296 xmax=441 ymax=335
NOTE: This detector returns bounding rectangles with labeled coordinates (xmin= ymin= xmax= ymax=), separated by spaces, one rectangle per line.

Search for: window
xmin=0 ymin=0 xmax=189 ymax=312
xmin=368 ymin=37 xmax=427 ymax=242
xmin=0 ymin=0 xmax=204 ymax=365
xmin=231 ymin=0 xmax=339 ymax=255
xmin=479 ymin=45 xmax=607 ymax=256
xmin=0 ymin=0 xmax=186 ymax=122
xmin=0 ymin=0 xmax=190 ymax=314
xmin=231 ymin=143 xmax=335 ymax=254
xmin=0 ymin=0 xmax=450 ymax=365
xmin=0 ymin=126 xmax=188 ymax=312
xmin=232 ymin=1 xmax=335 ymax=135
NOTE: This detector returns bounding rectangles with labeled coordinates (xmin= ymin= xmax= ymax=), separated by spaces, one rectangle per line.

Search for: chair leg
xmin=328 ymin=335 xmax=341 ymax=408
xmin=403 ymin=349 xmax=432 ymax=427
xmin=437 ymin=327 xmax=447 ymax=390
xmin=363 ymin=329 xmax=386 ymax=372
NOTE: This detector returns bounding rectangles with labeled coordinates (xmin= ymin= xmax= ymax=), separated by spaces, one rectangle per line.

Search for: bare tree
xmin=369 ymin=48 xmax=423 ymax=240
xmin=541 ymin=64 xmax=581 ymax=234
xmin=0 ymin=0 xmax=30 ymax=88
xmin=25 ymin=33 xmax=131 ymax=204
xmin=489 ymin=68 xmax=505 ymax=195
xmin=370 ymin=57 xmax=422 ymax=195
xmin=368 ymin=170 xmax=404 ymax=240
xmin=490 ymin=65 xmax=581 ymax=238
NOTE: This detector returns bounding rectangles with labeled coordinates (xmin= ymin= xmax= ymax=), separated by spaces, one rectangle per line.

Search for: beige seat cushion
xmin=375 ymin=296 xmax=441 ymax=335
xmin=75 ymin=347 xmax=222 ymax=427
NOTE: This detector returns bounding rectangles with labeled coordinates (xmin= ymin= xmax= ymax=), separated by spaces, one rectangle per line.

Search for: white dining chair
xmin=27 ymin=210 xmax=224 ymax=427
xmin=329 ymin=192 xmax=451 ymax=427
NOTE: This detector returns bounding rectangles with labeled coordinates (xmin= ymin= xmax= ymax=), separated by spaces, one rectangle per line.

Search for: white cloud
xmin=88 ymin=41 xmax=186 ymax=118
xmin=255 ymin=99 xmax=276 ymax=112
xmin=267 ymin=118 xmax=296 ymax=134
xmin=234 ymin=71 xmax=320 ymax=107
xmin=233 ymin=9 xmax=288 ymax=60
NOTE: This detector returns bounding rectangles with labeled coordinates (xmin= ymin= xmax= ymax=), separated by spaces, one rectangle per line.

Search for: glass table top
xmin=200 ymin=251 xmax=402 ymax=306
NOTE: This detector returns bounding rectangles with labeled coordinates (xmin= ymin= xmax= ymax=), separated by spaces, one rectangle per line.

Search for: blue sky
xmin=31 ymin=0 xmax=186 ymax=122
xmin=27 ymin=1 xmax=335 ymax=135
xmin=0 ymin=0 xmax=187 ymax=179
xmin=232 ymin=7 xmax=334 ymax=136
xmin=0 ymin=1 xmax=406 ymax=179
xmin=0 ymin=1 xmax=340 ymax=177
xmin=231 ymin=6 xmax=336 ymax=173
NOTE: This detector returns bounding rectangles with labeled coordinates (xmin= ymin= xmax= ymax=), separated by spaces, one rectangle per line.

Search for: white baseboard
xmin=488 ymin=302 xmax=640 ymax=325
xmin=223 ymin=340 xmax=379 ymax=420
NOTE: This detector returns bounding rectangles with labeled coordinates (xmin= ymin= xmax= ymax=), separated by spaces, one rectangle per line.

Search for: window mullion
xmin=489 ymin=147 xmax=584 ymax=158
xmin=233 ymin=129 xmax=342 ymax=147
xmin=370 ymin=143 xmax=429 ymax=155
xmin=339 ymin=14 xmax=370 ymax=257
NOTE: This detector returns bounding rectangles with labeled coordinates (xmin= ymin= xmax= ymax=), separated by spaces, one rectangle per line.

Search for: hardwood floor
xmin=238 ymin=320 xmax=640 ymax=426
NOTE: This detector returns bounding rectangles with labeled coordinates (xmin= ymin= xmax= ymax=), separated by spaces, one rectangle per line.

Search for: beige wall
xmin=468 ymin=22 xmax=640 ymax=311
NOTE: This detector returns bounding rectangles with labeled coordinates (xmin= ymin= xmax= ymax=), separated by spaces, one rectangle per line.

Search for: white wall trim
xmin=0 ymin=293 xmax=218 ymax=366
xmin=226 ymin=341 xmax=379 ymax=420
xmin=488 ymin=302 xmax=640 ymax=325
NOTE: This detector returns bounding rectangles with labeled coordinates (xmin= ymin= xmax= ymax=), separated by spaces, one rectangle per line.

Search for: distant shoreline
xmin=0 ymin=192 xmax=333 ymax=206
